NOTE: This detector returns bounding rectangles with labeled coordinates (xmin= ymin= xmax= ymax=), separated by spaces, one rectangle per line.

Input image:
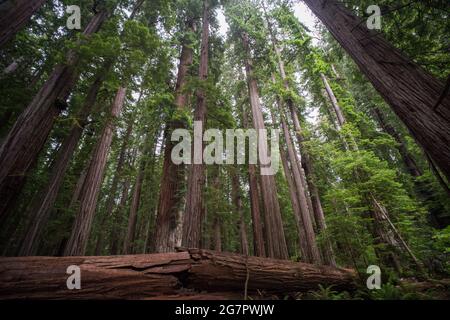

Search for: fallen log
xmin=0 ymin=249 xmax=357 ymax=299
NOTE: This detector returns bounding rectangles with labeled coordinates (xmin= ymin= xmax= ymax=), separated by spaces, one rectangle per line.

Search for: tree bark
xmin=18 ymin=70 xmax=107 ymax=256
xmin=110 ymin=178 xmax=131 ymax=255
xmin=154 ymin=19 xmax=195 ymax=253
xmin=280 ymin=110 xmax=321 ymax=264
xmin=0 ymin=10 xmax=108 ymax=223
xmin=182 ymin=0 xmax=210 ymax=249
xmin=231 ymin=171 xmax=249 ymax=256
xmin=278 ymin=137 xmax=311 ymax=262
xmin=64 ymin=86 xmax=126 ymax=256
xmin=304 ymin=0 xmax=450 ymax=181
xmin=0 ymin=249 xmax=356 ymax=299
xmin=241 ymin=104 xmax=266 ymax=257
xmin=95 ymin=122 xmax=134 ymax=255
xmin=0 ymin=0 xmax=47 ymax=48
xmin=242 ymin=31 xmax=288 ymax=260
xmin=321 ymin=73 xmax=346 ymax=127
xmin=265 ymin=15 xmax=329 ymax=247
xmin=123 ymin=150 xmax=147 ymax=255
xmin=291 ymin=109 xmax=336 ymax=266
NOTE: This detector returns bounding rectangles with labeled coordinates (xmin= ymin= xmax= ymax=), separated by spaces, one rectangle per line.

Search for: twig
xmin=244 ymin=255 xmax=250 ymax=300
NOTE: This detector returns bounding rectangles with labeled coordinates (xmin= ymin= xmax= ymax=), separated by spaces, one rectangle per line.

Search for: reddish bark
xmin=232 ymin=171 xmax=249 ymax=255
xmin=304 ymin=0 xmax=450 ymax=181
xmin=0 ymin=0 xmax=47 ymax=47
xmin=278 ymin=139 xmax=311 ymax=262
xmin=182 ymin=0 xmax=210 ymax=249
xmin=64 ymin=87 xmax=126 ymax=256
xmin=110 ymin=178 xmax=131 ymax=255
xmin=18 ymin=71 xmax=107 ymax=256
xmin=280 ymin=111 xmax=321 ymax=264
xmin=154 ymin=19 xmax=195 ymax=253
xmin=0 ymin=249 xmax=357 ymax=299
xmin=242 ymin=31 xmax=288 ymax=260
xmin=95 ymin=122 xmax=134 ymax=255
xmin=123 ymin=151 xmax=147 ymax=254
xmin=241 ymin=105 xmax=266 ymax=257
xmin=0 ymin=10 xmax=108 ymax=223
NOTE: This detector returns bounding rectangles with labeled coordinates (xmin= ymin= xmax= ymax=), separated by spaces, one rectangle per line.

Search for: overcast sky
xmin=216 ymin=2 xmax=320 ymax=42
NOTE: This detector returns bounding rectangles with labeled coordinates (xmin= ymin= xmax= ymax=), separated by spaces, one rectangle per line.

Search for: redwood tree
xmin=303 ymin=0 xmax=450 ymax=181
xmin=182 ymin=0 xmax=211 ymax=249
xmin=0 ymin=0 xmax=47 ymax=47
xmin=18 ymin=70 xmax=107 ymax=256
xmin=64 ymin=86 xmax=126 ymax=256
xmin=241 ymin=31 xmax=289 ymax=259
xmin=0 ymin=9 xmax=109 ymax=222
xmin=154 ymin=18 xmax=195 ymax=253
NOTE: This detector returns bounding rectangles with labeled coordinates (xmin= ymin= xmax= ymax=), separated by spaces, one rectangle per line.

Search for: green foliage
xmin=306 ymin=285 xmax=351 ymax=300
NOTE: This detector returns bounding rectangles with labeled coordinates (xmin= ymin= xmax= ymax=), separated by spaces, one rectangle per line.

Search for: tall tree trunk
xmin=279 ymin=110 xmax=321 ymax=264
xmin=154 ymin=19 xmax=195 ymax=253
xmin=94 ymin=122 xmax=133 ymax=255
xmin=304 ymin=0 xmax=450 ymax=181
xmin=0 ymin=0 xmax=47 ymax=47
xmin=212 ymin=217 xmax=222 ymax=252
xmin=0 ymin=10 xmax=108 ymax=223
xmin=241 ymin=104 xmax=266 ymax=257
xmin=291 ymin=110 xmax=336 ymax=266
xmin=231 ymin=171 xmax=249 ymax=256
xmin=273 ymin=113 xmax=310 ymax=262
xmin=123 ymin=145 xmax=148 ymax=255
xmin=320 ymin=73 xmax=346 ymax=128
xmin=242 ymin=31 xmax=288 ymax=260
xmin=182 ymin=0 xmax=210 ymax=249
xmin=18 ymin=70 xmax=106 ymax=256
xmin=265 ymin=7 xmax=328 ymax=245
xmin=64 ymin=86 xmax=126 ymax=256
xmin=110 ymin=178 xmax=131 ymax=255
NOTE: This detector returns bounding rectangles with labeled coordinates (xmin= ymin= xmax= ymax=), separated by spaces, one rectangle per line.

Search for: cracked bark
xmin=0 ymin=249 xmax=356 ymax=299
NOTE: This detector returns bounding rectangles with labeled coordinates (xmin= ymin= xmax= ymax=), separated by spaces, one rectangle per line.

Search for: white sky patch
xmin=213 ymin=3 xmax=322 ymax=124
xmin=292 ymin=2 xmax=321 ymax=45
xmin=216 ymin=7 xmax=229 ymax=38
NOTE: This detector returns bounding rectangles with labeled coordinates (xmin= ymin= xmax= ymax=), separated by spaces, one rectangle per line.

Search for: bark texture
xmin=280 ymin=111 xmax=321 ymax=263
xmin=0 ymin=249 xmax=356 ymax=299
xmin=154 ymin=19 xmax=195 ymax=253
xmin=0 ymin=0 xmax=47 ymax=47
xmin=0 ymin=10 xmax=108 ymax=223
xmin=19 ymin=71 xmax=106 ymax=256
xmin=242 ymin=105 xmax=266 ymax=257
xmin=182 ymin=0 xmax=210 ymax=249
xmin=123 ymin=148 xmax=148 ymax=254
xmin=95 ymin=122 xmax=133 ymax=255
xmin=242 ymin=31 xmax=288 ymax=260
xmin=64 ymin=87 xmax=126 ymax=256
xmin=232 ymin=172 xmax=249 ymax=256
xmin=304 ymin=0 xmax=450 ymax=181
